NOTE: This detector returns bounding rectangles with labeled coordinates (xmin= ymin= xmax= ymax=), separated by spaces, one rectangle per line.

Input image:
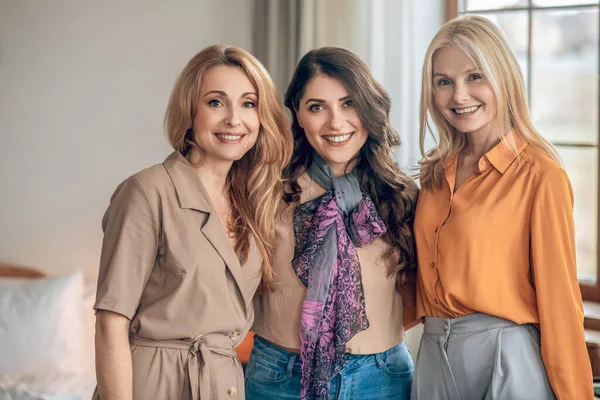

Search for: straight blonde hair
xmin=419 ymin=15 xmax=560 ymax=190
xmin=164 ymin=45 xmax=293 ymax=285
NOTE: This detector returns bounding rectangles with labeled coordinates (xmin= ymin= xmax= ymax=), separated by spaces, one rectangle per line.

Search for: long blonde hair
xmin=419 ymin=15 xmax=560 ymax=190
xmin=164 ymin=45 xmax=293 ymax=285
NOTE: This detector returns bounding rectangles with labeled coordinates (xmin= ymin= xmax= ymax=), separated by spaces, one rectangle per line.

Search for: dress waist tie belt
xmin=129 ymin=332 xmax=239 ymax=400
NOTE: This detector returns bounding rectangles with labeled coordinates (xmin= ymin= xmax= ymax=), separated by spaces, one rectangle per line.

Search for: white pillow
xmin=0 ymin=271 xmax=88 ymax=396
xmin=80 ymin=281 xmax=98 ymax=391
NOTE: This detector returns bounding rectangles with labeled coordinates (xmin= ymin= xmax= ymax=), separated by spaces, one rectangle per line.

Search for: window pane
xmin=472 ymin=13 xmax=529 ymax=88
xmin=466 ymin=0 xmax=523 ymax=11
xmin=531 ymin=8 xmax=598 ymax=145
xmin=557 ymin=146 xmax=598 ymax=283
xmin=533 ymin=0 xmax=598 ymax=6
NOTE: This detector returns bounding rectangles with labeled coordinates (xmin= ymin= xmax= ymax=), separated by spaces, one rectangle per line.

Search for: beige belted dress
xmin=93 ymin=151 xmax=262 ymax=400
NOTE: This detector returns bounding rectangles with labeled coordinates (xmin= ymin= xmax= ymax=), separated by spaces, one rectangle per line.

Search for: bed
xmin=0 ymin=263 xmax=256 ymax=400
xmin=0 ymin=263 xmax=97 ymax=400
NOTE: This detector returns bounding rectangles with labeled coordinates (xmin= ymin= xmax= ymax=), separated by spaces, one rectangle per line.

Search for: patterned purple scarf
xmin=292 ymin=153 xmax=386 ymax=399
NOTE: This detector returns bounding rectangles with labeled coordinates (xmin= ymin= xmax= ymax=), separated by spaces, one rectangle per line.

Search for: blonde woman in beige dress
xmin=92 ymin=45 xmax=293 ymax=400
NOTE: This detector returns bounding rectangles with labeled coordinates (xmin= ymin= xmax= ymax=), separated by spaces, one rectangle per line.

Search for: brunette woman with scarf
xmin=245 ymin=47 xmax=419 ymax=400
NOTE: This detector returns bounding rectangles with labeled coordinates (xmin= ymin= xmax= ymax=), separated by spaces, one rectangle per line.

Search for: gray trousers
xmin=411 ymin=313 xmax=556 ymax=400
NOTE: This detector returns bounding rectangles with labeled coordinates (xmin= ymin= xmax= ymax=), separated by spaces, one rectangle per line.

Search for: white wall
xmin=0 ymin=0 xmax=255 ymax=279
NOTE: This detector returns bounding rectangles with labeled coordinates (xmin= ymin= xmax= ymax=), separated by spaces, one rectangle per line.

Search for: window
xmin=447 ymin=0 xmax=600 ymax=300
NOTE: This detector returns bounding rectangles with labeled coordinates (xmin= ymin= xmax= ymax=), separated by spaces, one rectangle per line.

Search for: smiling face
xmin=296 ymin=75 xmax=368 ymax=176
xmin=191 ymin=65 xmax=260 ymax=166
xmin=432 ymin=46 xmax=499 ymax=140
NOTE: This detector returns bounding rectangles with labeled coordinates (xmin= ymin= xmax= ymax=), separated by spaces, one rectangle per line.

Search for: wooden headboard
xmin=0 ymin=263 xmax=45 ymax=278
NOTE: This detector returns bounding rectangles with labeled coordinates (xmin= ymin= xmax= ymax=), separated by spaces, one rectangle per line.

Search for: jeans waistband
xmin=252 ymin=335 xmax=301 ymax=368
xmin=253 ymin=335 xmax=407 ymax=370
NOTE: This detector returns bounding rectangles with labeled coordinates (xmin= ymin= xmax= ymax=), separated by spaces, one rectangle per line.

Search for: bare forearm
xmin=95 ymin=311 xmax=133 ymax=400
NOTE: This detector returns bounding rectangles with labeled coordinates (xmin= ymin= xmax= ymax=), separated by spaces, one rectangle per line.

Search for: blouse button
xmin=434 ymin=227 xmax=439 ymax=233
xmin=430 ymin=262 xmax=436 ymax=269
xmin=434 ymin=298 xmax=439 ymax=304
xmin=227 ymin=386 xmax=238 ymax=398
xmin=230 ymin=331 xmax=241 ymax=340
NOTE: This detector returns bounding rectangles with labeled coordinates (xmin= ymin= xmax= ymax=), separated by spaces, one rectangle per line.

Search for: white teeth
xmin=217 ymin=134 xmax=243 ymax=140
xmin=323 ymin=134 xmax=351 ymax=143
xmin=454 ymin=106 xmax=479 ymax=115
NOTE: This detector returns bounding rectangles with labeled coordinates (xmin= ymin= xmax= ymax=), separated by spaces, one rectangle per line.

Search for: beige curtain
xmin=253 ymin=0 xmax=372 ymax=94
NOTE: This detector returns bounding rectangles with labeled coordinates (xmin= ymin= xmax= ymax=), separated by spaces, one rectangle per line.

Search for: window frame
xmin=444 ymin=0 xmax=600 ymax=302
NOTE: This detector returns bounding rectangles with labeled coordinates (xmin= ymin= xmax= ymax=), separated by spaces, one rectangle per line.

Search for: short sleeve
xmin=94 ymin=177 xmax=159 ymax=320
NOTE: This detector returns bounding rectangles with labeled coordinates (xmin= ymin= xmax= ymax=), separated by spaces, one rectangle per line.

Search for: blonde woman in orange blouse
xmin=412 ymin=16 xmax=593 ymax=400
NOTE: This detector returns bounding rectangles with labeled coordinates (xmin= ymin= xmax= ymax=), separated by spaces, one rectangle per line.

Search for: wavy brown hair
xmin=284 ymin=47 xmax=419 ymax=286
xmin=164 ymin=45 xmax=293 ymax=285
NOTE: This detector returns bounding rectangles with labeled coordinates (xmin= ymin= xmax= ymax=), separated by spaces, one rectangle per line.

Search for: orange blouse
xmin=414 ymin=133 xmax=593 ymax=399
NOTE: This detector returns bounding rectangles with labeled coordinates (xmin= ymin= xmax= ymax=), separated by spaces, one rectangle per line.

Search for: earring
xmin=185 ymin=128 xmax=194 ymax=139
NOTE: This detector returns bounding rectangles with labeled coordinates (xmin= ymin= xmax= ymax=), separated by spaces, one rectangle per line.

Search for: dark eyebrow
xmin=203 ymin=90 xmax=257 ymax=97
xmin=304 ymin=95 xmax=352 ymax=105
xmin=304 ymin=98 xmax=325 ymax=105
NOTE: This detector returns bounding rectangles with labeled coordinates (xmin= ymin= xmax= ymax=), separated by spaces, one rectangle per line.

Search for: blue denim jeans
xmin=245 ymin=335 xmax=413 ymax=399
